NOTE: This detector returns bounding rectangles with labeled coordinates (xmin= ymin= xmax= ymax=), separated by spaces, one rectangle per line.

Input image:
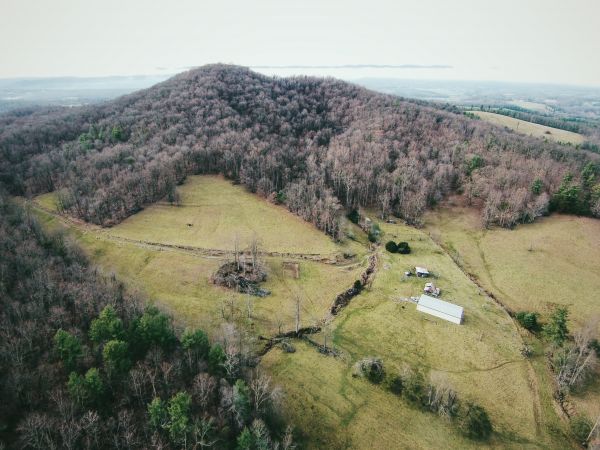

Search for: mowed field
xmin=109 ymin=175 xmax=351 ymax=256
xmin=471 ymin=111 xmax=585 ymax=144
xmin=30 ymin=179 xmax=577 ymax=449
xmin=425 ymin=205 xmax=600 ymax=420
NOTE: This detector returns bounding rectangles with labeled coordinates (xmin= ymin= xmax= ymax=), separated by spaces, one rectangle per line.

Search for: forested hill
xmin=1 ymin=64 xmax=599 ymax=233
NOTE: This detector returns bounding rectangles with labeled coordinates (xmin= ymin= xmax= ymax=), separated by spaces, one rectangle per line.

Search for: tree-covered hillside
xmin=0 ymin=194 xmax=292 ymax=449
xmin=1 ymin=65 xmax=599 ymax=233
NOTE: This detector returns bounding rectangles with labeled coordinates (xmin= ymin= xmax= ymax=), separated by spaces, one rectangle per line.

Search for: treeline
xmin=0 ymin=194 xmax=293 ymax=449
xmin=1 ymin=64 xmax=599 ymax=235
xmin=353 ymin=357 xmax=493 ymax=441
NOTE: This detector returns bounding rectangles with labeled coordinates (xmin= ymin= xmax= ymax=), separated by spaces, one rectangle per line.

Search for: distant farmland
xmin=471 ymin=111 xmax=585 ymax=145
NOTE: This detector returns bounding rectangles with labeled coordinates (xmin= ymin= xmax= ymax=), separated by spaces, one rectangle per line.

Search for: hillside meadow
xmin=264 ymin=221 xmax=570 ymax=449
xmin=471 ymin=111 xmax=585 ymax=144
xmin=425 ymin=204 xmax=600 ymax=421
xmin=30 ymin=176 xmax=364 ymax=338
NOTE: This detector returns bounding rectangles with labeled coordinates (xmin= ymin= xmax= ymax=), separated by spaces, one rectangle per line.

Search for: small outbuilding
xmin=417 ymin=294 xmax=464 ymax=324
xmin=415 ymin=267 xmax=430 ymax=277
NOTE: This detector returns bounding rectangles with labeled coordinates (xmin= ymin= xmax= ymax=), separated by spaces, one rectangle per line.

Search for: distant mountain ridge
xmin=1 ymin=64 xmax=598 ymax=232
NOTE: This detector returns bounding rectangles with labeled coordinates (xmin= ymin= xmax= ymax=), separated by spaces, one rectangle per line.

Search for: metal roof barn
xmin=417 ymin=294 xmax=464 ymax=324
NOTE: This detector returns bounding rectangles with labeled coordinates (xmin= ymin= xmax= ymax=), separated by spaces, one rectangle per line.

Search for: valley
xmin=28 ymin=174 xmax=590 ymax=449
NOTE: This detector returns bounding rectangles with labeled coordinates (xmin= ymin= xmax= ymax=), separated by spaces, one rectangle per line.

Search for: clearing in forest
xmin=108 ymin=175 xmax=348 ymax=255
xmin=471 ymin=111 xmax=585 ymax=145
xmin=31 ymin=184 xmax=577 ymax=449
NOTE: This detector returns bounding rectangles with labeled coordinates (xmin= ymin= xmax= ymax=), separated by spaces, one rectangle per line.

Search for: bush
xmin=347 ymin=209 xmax=360 ymax=224
xmin=368 ymin=223 xmax=381 ymax=243
xmin=459 ymin=402 xmax=492 ymax=440
xmin=353 ymin=280 xmax=363 ymax=291
xmin=397 ymin=242 xmax=411 ymax=254
xmin=386 ymin=375 xmax=403 ymax=395
xmin=515 ymin=311 xmax=539 ymax=331
xmin=385 ymin=241 xmax=398 ymax=253
xmin=402 ymin=370 xmax=426 ymax=406
xmin=543 ymin=307 xmax=569 ymax=346
xmin=569 ymin=415 xmax=592 ymax=445
xmin=354 ymin=357 xmax=385 ymax=384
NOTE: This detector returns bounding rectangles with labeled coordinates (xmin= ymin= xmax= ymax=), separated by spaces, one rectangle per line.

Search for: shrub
xmin=515 ymin=311 xmax=539 ymax=331
xmin=353 ymin=280 xmax=363 ymax=291
xmin=543 ymin=307 xmax=569 ymax=346
xmin=531 ymin=178 xmax=543 ymax=195
xmin=275 ymin=190 xmax=286 ymax=204
xmin=459 ymin=402 xmax=492 ymax=440
xmin=385 ymin=241 xmax=398 ymax=253
xmin=569 ymin=415 xmax=592 ymax=445
xmin=354 ymin=357 xmax=385 ymax=384
xmin=397 ymin=242 xmax=411 ymax=254
xmin=368 ymin=223 xmax=381 ymax=243
xmin=386 ymin=374 xmax=403 ymax=395
xmin=467 ymin=154 xmax=484 ymax=175
xmin=402 ymin=370 xmax=426 ymax=406
xmin=347 ymin=209 xmax=360 ymax=224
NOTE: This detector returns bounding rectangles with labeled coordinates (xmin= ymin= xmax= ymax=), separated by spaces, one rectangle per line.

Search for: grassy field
xmin=509 ymin=100 xmax=553 ymax=114
xmin=29 ymin=178 xmax=580 ymax=449
xmin=32 ymin=203 xmax=362 ymax=339
xmin=425 ymin=205 xmax=600 ymax=420
xmin=471 ymin=111 xmax=585 ymax=145
xmin=109 ymin=175 xmax=355 ymax=256
xmin=424 ymin=206 xmax=600 ymax=329
xmin=264 ymin=220 xmax=570 ymax=449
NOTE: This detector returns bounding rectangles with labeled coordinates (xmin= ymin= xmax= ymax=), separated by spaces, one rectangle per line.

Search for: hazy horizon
xmin=2 ymin=0 xmax=600 ymax=86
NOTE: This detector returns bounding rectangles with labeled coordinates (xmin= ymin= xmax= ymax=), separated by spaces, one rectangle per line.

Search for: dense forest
xmin=0 ymin=194 xmax=293 ymax=449
xmin=1 ymin=65 xmax=599 ymax=237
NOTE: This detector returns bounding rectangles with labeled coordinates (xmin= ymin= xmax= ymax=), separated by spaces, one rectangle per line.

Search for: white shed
xmin=417 ymin=294 xmax=464 ymax=324
xmin=415 ymin=267 xmax=430 ymax=277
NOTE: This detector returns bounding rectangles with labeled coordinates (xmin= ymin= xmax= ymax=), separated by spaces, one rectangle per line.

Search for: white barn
xmin=417 ymin=294 xmax=464 ymax=324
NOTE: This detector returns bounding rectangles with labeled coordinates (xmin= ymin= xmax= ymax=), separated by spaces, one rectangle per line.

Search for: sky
xmin=1 ymin=0 xmax=599 ymax=86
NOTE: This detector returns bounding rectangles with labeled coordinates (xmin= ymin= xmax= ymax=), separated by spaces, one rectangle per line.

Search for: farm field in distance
xmin=30 ymin=177 xmax=574 ymax=449
xmin=470 ymin=110 xmax=585 ymax=144
xmin=425 ymin=204 xmax=600 ymax=420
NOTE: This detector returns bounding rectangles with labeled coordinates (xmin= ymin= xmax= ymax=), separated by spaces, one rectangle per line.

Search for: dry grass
xmin=29 ymin=183 xmax=577 ymax=449
xmin=265 ymin=220 xmax=569 ymax=449
xmin=509 ymin=101 xmax=553 ymax=114
xmin=32 ymin=205 xmax=362 ymax=338
xmin=425 ymin=205 xmax=600 ymax=420
xmin=471 ymin=111 xmax=584 ymax=145
xmin=109 ymin=175 xmax=353 ymax=255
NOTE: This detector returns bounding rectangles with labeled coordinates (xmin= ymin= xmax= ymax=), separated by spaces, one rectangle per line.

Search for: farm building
xmin=415 ymin=267 xmax=430 ymax=277
xmin=417 ymin=294 xmax=464 ymax=324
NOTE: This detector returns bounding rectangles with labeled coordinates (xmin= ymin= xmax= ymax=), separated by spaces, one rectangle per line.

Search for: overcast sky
xmin=1 ymin=0 xmax=599 ymax=86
